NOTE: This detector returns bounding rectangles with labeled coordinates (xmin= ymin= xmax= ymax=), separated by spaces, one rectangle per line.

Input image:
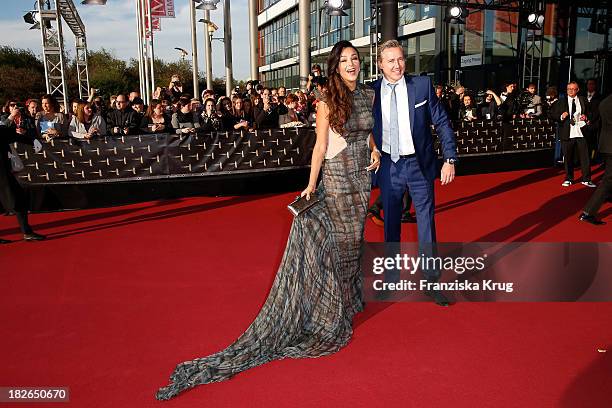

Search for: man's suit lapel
xmin=373 ymin=79 xmax=383 ymax=147
xmin=406 ymin=75 xmax=416 ymax=137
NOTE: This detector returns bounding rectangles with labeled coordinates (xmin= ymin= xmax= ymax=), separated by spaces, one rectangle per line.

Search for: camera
xmin=475 ymin=90 xmax=487 ymax=105
xmin=516 ymin=91 xmax=533 ymax=110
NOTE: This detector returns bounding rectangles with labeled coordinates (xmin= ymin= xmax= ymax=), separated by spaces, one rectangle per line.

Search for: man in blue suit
xmin=371 ymin=40 xmax=457 ymax=304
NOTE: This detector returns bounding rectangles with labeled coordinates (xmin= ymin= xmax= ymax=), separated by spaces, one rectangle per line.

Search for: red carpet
xmin=0 ymin=166 xmax=611 ymax=407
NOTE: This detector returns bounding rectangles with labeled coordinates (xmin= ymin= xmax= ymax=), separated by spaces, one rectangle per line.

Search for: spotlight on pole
xmin=23 ymin=11 xmax=37 ymax=25
xmin=23 ymin=10 xmax=51 ymax=30
xmin=525 ymin=12 xmax=545 ymax=30
xmin=174 ymin=47 xmax=189 ymax=61
xmin=195 ymin=0 xmax=220 ymax=11
xmin=81 ymin=0 xmax=107 ymax=4
xmin=198 ymin=19 xmax=219 ymax=34
xmin=445 ymin=5 xmax=468 ymax=24
xmin=325 ymin=0 xmax=351 ymax=17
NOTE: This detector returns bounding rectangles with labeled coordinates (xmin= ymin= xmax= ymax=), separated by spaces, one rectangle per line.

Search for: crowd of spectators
xmin=0 ymin=71 xmax=328 ymax=142
xmin=0 ymin=69 xmax=606 ymax=177
xmin=436 ymin=77 xmax=606 ymax=187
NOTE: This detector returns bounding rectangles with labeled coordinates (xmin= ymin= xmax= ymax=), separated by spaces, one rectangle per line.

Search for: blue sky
xmin=0 ymin=0 xmax=252 ymax=80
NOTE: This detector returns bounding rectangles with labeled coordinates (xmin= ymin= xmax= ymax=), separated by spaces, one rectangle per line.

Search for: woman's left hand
xmin=366 ymin=149 xmax=381 ymax=172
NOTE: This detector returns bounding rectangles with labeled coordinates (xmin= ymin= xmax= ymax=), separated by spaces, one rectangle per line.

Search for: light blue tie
xmin=388 ymin=83 xmax=400 ymax=162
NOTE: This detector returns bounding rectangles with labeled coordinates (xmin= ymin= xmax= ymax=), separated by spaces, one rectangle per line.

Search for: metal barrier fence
xmin=11 ymin=118 xmax=555 ymax=186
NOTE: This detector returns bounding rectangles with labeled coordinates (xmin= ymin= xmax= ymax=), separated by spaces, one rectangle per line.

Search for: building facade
xmin=254 ymin=1 xmax=612 ymax=95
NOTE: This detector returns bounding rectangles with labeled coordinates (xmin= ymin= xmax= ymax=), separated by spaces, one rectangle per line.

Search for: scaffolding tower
xmin=35 ymin=0 xmax=90 ymax=109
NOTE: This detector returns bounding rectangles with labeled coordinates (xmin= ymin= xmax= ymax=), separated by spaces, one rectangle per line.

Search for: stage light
xmin=195 ymin=0 xmax=220 ymax=11
xmin=445 ymin=5 xmax=468 ymax=24
xmin=23 ymin=10 xmax=50 ymax=30
xmin=449 ymin=6 xmax=462 ymax=18
xmin=81 ymin=0 xmax=107 ymax=4
xmin=326 ymin=0 xmax=351 ymax=17
xmin=23 ymin=11 xmax=37 ymax=25
xmin=525 ymin=12 xmax=544 ymax=29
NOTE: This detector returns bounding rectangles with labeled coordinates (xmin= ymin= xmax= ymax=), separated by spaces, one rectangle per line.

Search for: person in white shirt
xmin=551 ymin=82 xmax=595 ymax=187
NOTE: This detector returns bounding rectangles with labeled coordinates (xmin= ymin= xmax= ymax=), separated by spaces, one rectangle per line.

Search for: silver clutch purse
xmin=287 ymin=194 xmax=322 ymax=217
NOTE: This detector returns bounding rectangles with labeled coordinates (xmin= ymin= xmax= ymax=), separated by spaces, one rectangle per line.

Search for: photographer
xmin=305 ymin=64 xmax=324 ymax=94
xmin=459 ymin=94 xmax=479 ymax=122
xmin=435 ymin=85 xmax=452 ymax=116
xmin=1 ymin=100 xmax=37 ymax=138
xmin=168 ymin=75 xmax=184 ymax=99
xmin=499 ymin=81 xmax=520 ymax=120
xmin=479 ymin=89 xmax=502 ymax=120
xmin=521 ymin=83 xmax=543 ymax=118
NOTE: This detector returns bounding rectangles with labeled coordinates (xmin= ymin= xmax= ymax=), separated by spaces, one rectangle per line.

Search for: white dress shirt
xmin=381 ymin=76 xmax=415 ymax=155
xmin=567 ymin=96 xmax=584 ymax=139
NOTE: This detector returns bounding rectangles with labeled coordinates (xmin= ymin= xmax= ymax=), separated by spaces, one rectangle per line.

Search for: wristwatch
xmin=445 ymin=158 xmax=457 ymax=165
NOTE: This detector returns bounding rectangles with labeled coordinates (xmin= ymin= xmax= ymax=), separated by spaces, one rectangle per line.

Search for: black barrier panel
xmin=15 ymin=134 xmax=169 ymax=184
xmin=166 ymin=128 xmax=312 ymax=176
xmin=12 ymin=128 xmax=316 ymax=185
xmin=432 ymin=117 xmax=556 ymax=156
xmin=11 ymin=119 xmax=555 ymax=186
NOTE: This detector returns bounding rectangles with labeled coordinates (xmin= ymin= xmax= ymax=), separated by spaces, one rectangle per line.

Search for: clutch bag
xmin=287 ymin=194 xmax=322 ymax=216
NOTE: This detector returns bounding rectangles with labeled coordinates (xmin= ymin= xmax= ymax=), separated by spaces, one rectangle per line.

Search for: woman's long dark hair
xmin=326 ymin=40 xmax=359 ymax=135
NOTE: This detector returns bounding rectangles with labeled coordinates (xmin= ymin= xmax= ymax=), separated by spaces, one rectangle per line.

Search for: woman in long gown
xmin=156 ymin=40 xmax=381 ymax=400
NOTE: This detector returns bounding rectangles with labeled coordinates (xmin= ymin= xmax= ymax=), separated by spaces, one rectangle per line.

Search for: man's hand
xmin=440 ymin=162 xmax=455 ymax=185
xmin=561 ymin=111 xmax=569 ymax=120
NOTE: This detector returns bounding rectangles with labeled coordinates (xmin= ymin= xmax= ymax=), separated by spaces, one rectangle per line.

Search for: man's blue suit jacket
xmin=371 ymin=75 xmax=457 ymax=184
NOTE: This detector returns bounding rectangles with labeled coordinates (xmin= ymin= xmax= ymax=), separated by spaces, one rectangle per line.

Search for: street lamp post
xmin=138 ymin=0 xmax=150 ymax=102
xmin=203 ymin=11 xmax=214 ymax=90
xmin=248 ymin=0 xmax=258 ymax=82
xmin=145 ymin=0 xmax=156 ymax=100
xmin=189 ymin=0 xmax=200 ymax=98
xmin=223 ymin=0 xmax=233 ymax=97
xmin=135 ymin=0 xmax=145 ymax=98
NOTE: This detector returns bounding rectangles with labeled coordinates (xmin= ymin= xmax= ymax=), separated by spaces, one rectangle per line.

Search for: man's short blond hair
xmin=377 ymin=39 xmax=403 ymax=61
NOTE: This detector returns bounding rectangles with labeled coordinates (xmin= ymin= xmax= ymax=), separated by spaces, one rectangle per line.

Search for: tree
xmin=87 ymin=49 xmax=139 ymax=97
xmin=0 ymin=47 xmax=45 ymax=103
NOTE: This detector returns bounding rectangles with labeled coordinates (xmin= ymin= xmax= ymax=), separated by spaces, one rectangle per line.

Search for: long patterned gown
xmin=156 ymin=83 xmax=375 ymax=400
